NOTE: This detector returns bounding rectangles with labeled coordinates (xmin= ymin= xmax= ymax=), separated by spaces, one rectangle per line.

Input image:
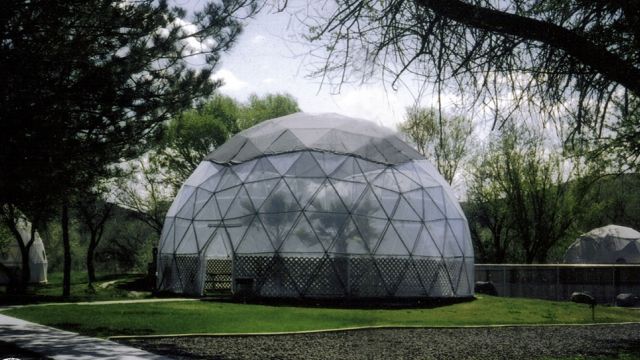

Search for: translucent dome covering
xmin=157 ymin=113 xmax=474 ymax=298
xmin=207 ymin=112 xmax=424 ymax=165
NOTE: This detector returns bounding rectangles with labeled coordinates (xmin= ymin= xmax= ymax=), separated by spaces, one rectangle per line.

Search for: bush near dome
xmin=157 ymin=113 xmax=474 ymax=299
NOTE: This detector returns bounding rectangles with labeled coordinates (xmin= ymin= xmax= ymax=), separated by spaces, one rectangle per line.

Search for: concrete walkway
xmin=0 ymin=314 xmax=171 ymax=360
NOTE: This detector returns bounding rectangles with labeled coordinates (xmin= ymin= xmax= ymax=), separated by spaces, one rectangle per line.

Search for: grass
xmin=0 ymin=271 xmax=152 ymax=305
xmin=3 ymin=295 xmax=640 ymax=338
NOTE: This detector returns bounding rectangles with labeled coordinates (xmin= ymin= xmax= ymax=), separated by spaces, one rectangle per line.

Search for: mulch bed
xmin=120 ymin=323 xmax=640 ymax=359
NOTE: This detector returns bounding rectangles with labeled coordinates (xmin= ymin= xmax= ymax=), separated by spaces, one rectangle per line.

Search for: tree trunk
xmin=62 ymin=200 xmax=71 ymax=297
xmin=86 ymin=232 xmax=97 ymax=285
xmin=3 ymin=211 xmax=31 ymax=294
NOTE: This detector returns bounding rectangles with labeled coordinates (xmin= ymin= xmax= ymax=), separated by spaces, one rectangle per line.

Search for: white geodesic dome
xmin=0 ymin=219 xmax=48 ymax=284
xmin=564 ymin=225 xmax=640 ymax=264
xmin=157 ymin=113 xmax=474 ymax=298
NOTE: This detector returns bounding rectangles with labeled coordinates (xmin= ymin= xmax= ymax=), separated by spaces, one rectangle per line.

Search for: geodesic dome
xmin=157 ymin=113 xmax=474 ymax=298
xmin=564 ymin=225 xmax=640 ymax=264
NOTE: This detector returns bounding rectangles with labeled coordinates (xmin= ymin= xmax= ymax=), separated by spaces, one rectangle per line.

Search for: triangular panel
xmin=225 ymin=219 xmax=251 ymax=251
xmin=225 ymin=186 xmax=255 ymax=219
xmin=193 ymin=220 xmax=215 ymax=251
xmin=214 ymin=185 xmax=241 ymax=218
xmin=194 ymin=195 xmax=222 ymax=221
xmin=352 ymin=187 xmax=386 ymax=219
xmin=175 ymin=224 xmax=198 ymax=254
xmin=285 ymin=152 xmax=325 ymax=178
xmin=265 ymin=129 xmax=306 ymax=154
xmin=200 ymin=171 xmax=224 ymax=192
xmin=329 ymin=156 xmax=359 ymax=180
xmin=244 ymin=178 xmax=279 ymax=210
xmin=371 ymin=169 xmax=399 ymax=192
xmin=442 ymin=220 xmax=464 ymax=257
xmin=373 ymin=187 xmax=400 ymax=217
xmin=173 ymin=218 xmax=192 ymax=252
xmin=236 ymin=218 xmax=275 ymax=254
xmin=331 ymin=179 xmax=367 ymax=212
xmin=184 ymin=161 xmax=220 ymax=187
xmin=308 ymin=181 xmax=348 ymax=213
xmin=246 ymin=157 xmax=280 ymax=182
xmin=393 ymin=169 xmax=422 ymax=192
xmin=260 ymin=180 xmax=301 ymax=213
xmin=330 ymin=217 xmax=369 ymax=255
xmin=284 ymin=177 xmax=323 ymax=209
xmin=217 ymin=168 xmax=241 ymax=191
xmin=175 ymin=191 xmax=197 ymax=219
xmin=193 ymin=188 xmax=214 ymax=217
xmin=280 ymin=216 xmax=324 ymax=254
xmin=307 ymin=211 xmax=348 ymax=251
xmin=403 ymin=189 xmax=425 ymax=220
xmin=259 ymin=211 xmax=300 ymax=250
xmin=231 ymin=160 xmax=256 ymax=182
xmin=312 ymin=152 xmax=346 ymax=176
xmin=392 ymin=197 xmax=421 ymax=221
xmin=375 ymin=225 xmax=410 ymax=256
xmin=204 ymin=229 xmax=230 ymax=258
xmin=391 ymin=220 xmax=421 ymax=253
xmin=424 ymin=186 xmax=446 ymax=219
xmin=413 ymin=225 xmax=443 ymax=257
xmin=352 ymin=215 xmax=385 ymax=252
xmin=269 ymin=153 xmax=301 ymax=175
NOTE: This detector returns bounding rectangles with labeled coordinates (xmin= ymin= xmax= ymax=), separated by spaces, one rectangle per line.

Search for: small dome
xmin=207 ymin=112 xmax=424 ymax=165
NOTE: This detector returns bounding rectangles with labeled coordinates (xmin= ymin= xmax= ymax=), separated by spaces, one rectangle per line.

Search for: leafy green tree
xmin=398 ymin=106 xmax=472 ymax=184
xmin=237 ymin=93 xmax=300 ymax=131
xmin=154 ymin=95 xmax=241 ymax=191
xmin=299 ymin=1 xmax=640 ymax=168
xmin=0 ymin=0 xmax=253 ymax=295
xmin=466 ymin=125 xmax=586 ymax=263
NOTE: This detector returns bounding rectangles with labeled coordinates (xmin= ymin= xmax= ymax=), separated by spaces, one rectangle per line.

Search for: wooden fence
xmin=475 ymin=264 xmax=640 ymax=304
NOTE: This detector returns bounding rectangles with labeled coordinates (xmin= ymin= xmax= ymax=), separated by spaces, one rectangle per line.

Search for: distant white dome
xmin=0 ymin=218 xmax=48 ymax=284
xmin=564 ymin=225 xmax=640 ymax=264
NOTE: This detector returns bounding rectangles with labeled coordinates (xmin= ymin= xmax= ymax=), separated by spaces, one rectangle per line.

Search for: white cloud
xmin=251 ymin=35 xmax=266 ymax=44
xmin=212 ymin=69 xmax=248 ymax=92
xmin=330 ymin=86 xmax=413 ymax=130
xmin=262 ymin=78 xmax=275 ymax=84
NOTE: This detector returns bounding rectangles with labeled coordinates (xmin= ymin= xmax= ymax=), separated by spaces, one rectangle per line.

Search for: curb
xmin=108 ymin=321 xmax=640 ymax=340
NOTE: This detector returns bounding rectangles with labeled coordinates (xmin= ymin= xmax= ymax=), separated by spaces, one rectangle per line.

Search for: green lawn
xmin=4 ymin=296 xmax=640 ymax=338
xmin=0 ymin=272 xmax=152 ymax=305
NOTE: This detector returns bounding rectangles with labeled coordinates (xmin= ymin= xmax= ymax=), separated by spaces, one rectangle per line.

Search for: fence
xmin=475 ymin=264 xmax=640 ymax=304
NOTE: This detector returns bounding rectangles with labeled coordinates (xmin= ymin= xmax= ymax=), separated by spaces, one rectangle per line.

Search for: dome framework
xmin=157 ymin=113 xmax=474 ymax=298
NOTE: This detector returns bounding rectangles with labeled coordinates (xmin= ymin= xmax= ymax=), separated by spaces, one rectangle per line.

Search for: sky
xmin=206 ymin=5 xmax=425 ymax=130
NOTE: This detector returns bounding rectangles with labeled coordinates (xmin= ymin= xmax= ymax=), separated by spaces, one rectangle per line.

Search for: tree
xmin=466 ymin=125 xmax=586 ymax=263
xmin=155 ymin=93 xmax=300 ymax=191
xmin=398 ymin=106 xmax=472 ymax=184
xmin=1 ymin=0 xmax=253 ymax=295
xmin=74 ymin=189 xmax=114 ymax=287
xmin=301 ymin=0 xmax=640 ymax=167
xmin=237 ymin=93 xmax=300 ymax=130
xmin=112 ymin=159 xmax=172 ymax=237
xmin=154 ymin=95 xmax=242 ymax=191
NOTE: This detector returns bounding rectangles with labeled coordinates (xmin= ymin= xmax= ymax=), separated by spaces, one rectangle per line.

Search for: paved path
xmin=0 ymin=314 xmax=171 ymax=360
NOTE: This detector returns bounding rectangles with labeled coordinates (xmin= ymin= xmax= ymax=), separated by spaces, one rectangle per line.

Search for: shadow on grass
xmin=200 ymin=295 xmax=476 ymax=309
xmin=0 ymin=273 xmax=151 ymax=306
